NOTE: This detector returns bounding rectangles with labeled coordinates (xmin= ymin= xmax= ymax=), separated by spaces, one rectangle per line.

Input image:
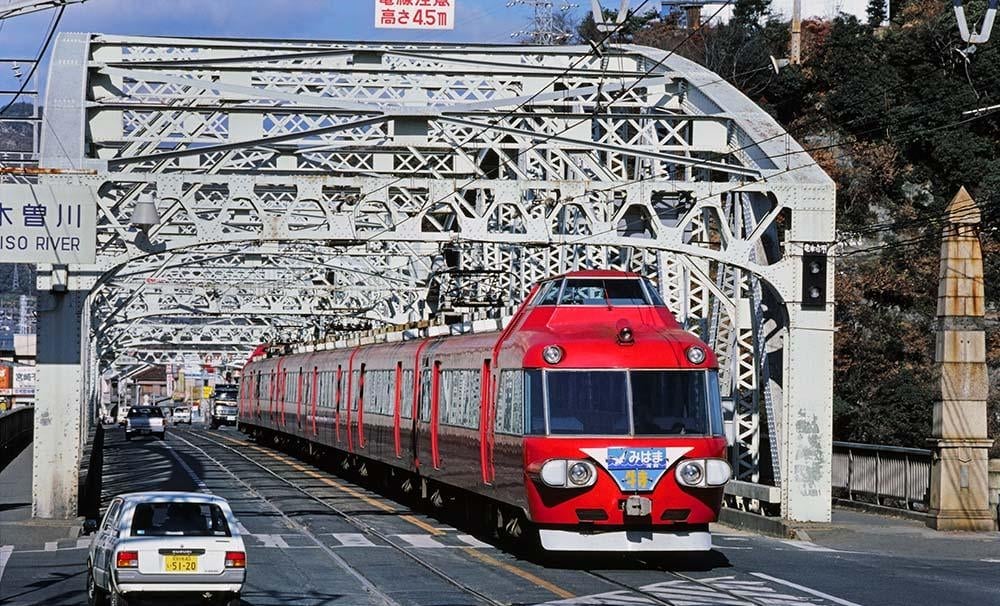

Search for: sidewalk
xmin=720 ymin=505 xmax=1000 ymax=561
xmin=797 ymin=508 xmax=1000 ymax=560
xmin=0 ymin=444 xmax=81 ymax=549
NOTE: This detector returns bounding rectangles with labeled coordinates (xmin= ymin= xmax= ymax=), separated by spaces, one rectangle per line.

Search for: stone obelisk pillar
xmin=927 ymin=187 xmax=994 ymax=531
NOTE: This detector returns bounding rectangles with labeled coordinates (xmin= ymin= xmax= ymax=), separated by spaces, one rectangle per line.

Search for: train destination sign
xmin=0 ymin=183 xmax=97 ymax=264
xmin=375 ymin=0 xmax=454 ymax=30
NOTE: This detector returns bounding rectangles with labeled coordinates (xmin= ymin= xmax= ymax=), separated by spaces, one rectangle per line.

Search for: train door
xmin=295 ymin=369 xmax=304 ymax=431
xmin=479 ymin=359 xmax=494 ymax=484
xmin=335 ymin=365 xmax=343 ymax=445
xmin=430 ymin=361 xmax=441 ymax=469
xmin=356 ymin=364 xmax=366 ymax=450
xmin=311 ymin=367 xmax=319 ymax=436
xmin=393 ymin=361 xmax=403 ymax=458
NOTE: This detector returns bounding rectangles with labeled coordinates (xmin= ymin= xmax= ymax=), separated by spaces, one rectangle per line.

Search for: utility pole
xmin=508 ymin=0 xmax=578 ymax=44
xmin=789 ymin=0 xmax=801 ymax=65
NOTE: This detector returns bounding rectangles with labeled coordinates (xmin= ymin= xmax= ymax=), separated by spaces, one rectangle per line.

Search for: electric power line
xmin=0 ymin=3 xmax=63 ymax=115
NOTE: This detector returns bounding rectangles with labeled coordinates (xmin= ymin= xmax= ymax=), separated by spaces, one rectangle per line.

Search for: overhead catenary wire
xmin=345 ymin=0 xmax=733 ymax=250
xmin=0 ymin=3 xmax=63 ymax=115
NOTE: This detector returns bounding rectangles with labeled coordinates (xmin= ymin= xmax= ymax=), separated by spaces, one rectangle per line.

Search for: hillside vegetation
xmin=575 ymin=0 xmax=999 ymax=452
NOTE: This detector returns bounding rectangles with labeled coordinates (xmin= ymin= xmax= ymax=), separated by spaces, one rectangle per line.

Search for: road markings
xmin=43 ymin=541 xmax=57 ymax=552
xmin=456 ymin=534 xmax=492 ymax=548
xmin=981 ymin=558 xmax=1000 ymax=563
xmin=781 ymin=540 xmax=839 ymax=553
xmin=220 ymin=434 xmax=447 ymax=536
xmin=162 ymin=440 xmax=212 ymax=493
xmin=751 ymin=572 xmax=865 ymax=606
xmin=254 ymin=534 xmax=291 ymax=549
xmin=0 ymin=546 xmax=12 ymax=586
xmin=396 ymin=534 xmax=445 ymax=548
xmin=332 ymin=533 xmax=377 ymax=547
xmin=462 ymin=547 xmax=575 ymax=599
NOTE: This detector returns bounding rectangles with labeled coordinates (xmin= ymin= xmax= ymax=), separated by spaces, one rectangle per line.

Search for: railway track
xmin=172 ymin=429 xmax=508 ymax=606
xmin=172 ymin=428 xmax=793 ymax=606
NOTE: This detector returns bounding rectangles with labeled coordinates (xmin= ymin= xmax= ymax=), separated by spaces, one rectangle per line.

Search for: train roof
xmin=547 ymin=269 xmax=643 ymax=279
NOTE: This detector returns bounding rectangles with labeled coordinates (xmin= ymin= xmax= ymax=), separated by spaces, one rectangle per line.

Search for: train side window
xmin=336 ymin=366 xmax=343 ymax=412
xmin=495 ymin=369 xmax=524 ymax=436
xmin=536 ymin=280 xmax=561 ymax=305
xmin=400 ymin=369 xmax=414 ymax=419
xmin=418 ymin=369 xmax=432 ymax=422
xmin=441 ymin=369 xmax=480 ymax=429
xmin=525 ymin=370 xmax=545 ymax=434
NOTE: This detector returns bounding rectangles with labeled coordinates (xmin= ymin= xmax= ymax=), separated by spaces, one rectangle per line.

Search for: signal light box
xmin=0 ymin=184 xmax=96 ymax=264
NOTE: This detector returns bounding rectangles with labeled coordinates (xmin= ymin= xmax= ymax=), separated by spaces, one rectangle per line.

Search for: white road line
xmin=254 ymin=534 xmax=290 ymax=549
xmin=712 ymin=545 xmax=753 ymax=550
xmin=43 ymin=541 xmax=58 ymax=552
xmin=781 ymin=540 xmax=839 ymax=552
xmin=162 ymin=440 xmax=212 ymax=494
xmin=0 ymin=545 xmax=12 ymax=586
xmin=718 ymin=536 xmax=750 ymax=541
xmin=395 ymin=534 xmax=445 ymax=548
xmin=751 ymin=572 xmax=865 ymax=606
xmin=456 ymin=534 xmax=491 ymax=548
xmin=981 ymin=558 xmax=1000 ymax=563
xmin=332 ymin=533 xmax=377 ymax=547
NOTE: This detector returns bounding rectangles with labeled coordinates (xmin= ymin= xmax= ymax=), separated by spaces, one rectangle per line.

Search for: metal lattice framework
xmin=35 ymin=33 xmax=835 ymax=521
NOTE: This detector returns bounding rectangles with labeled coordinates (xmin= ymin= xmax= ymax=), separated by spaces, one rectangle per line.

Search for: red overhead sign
xmin=375 ymin=0 xmax=454 ymax=30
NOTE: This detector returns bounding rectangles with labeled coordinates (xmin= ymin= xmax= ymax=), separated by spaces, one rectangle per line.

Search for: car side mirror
xmin=82 ymin=519 xmax=99 ymax=535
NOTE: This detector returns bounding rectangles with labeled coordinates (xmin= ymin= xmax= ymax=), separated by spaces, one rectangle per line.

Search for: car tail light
xmin=225 ymin=551 xmax=246 ymax=568
xmin=116 ymin=551 xmax=138 ymax=568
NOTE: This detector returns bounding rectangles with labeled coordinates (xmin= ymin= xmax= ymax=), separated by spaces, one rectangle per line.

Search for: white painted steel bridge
xmin=30 ymin=33 xmax=835 ymax=525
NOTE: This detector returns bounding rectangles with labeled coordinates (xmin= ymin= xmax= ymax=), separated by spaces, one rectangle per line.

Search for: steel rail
xmin=174 ymin=429 xmax=507 ymax=606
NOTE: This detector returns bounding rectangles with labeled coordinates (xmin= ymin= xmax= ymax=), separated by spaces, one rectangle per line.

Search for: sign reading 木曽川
xmin=0 ymin=184 xmax=97 ymax=264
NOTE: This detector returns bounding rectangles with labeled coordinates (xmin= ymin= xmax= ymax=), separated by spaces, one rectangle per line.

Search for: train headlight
xmin=685 ymin=345 xmax=706 ymax=365
xmin=568 ymin=461 xmax=595 ymax=487
xmin=705 ymin=459 xmax=732 ymax=486
xmin=542 ymin=345 xmax=564 ymax=365
xmin=537 ymin=459 xmax=597 ymax=488
xmin=676 ymin=461 xmax=704 ymax=486
xmin=540 ymin=460 xmax=568 ymax=487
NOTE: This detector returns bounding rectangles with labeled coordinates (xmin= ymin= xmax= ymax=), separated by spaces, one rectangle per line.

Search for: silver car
xmin=85 ymin=491 xmax=246 ymax=606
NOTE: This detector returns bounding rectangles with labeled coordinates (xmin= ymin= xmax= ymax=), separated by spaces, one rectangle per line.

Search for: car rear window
xmin=127 ymin=407 xmax=163 ymax=418
xmin=130 ymin=502 xmax=231 ymax=537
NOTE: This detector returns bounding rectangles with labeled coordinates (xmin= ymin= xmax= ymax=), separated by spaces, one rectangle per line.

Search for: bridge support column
xmin=927 ymin=187 xmax=994 ymax=531
xmin=781 ymin=309 xmax=834 ymax=522
xmin=32 ymin=274 xmax=91 ymax=519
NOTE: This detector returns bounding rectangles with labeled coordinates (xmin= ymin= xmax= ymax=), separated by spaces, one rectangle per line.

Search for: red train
xmin=238 ymin=270 xmax=731 ymax=551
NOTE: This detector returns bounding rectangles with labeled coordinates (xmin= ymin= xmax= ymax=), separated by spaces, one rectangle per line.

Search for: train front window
xmin=629 ymin=371 xmax=709 ymax=435
xmin=538 ymin=370 xmax=718 ymax=436
xmin=557 ymin=279 xmax=649 ymax=306
xmin=545 ymin=371 xmax=630 ymax=435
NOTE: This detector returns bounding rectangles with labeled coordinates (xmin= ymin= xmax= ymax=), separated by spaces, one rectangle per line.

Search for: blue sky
xmin=1 ymin=0 xmax=552 ymax=56
xmin=0 ymin=0 xmax=564 ymax=96
xmin=0 ymin=0 xmax=872 ymax=103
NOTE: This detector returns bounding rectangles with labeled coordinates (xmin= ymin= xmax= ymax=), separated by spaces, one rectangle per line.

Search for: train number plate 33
xmin=164 ymin=555 xmax=198 ymax=572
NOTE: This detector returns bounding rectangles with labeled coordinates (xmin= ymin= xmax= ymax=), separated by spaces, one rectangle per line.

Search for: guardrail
xmin=0 ymin=406 xmax=34 ymax=464
xmin=832 ymin=441 xmax=932 ymax=512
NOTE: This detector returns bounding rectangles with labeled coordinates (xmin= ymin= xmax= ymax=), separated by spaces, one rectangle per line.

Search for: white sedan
xmin=85 ymin=491 xmax=246 ymax=606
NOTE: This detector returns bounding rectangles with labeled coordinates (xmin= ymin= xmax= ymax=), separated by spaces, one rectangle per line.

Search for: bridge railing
xmin=832 ymin=441 xmax=932 ymax=511
xmin=0 ymin=406 xmax=34 ymax=464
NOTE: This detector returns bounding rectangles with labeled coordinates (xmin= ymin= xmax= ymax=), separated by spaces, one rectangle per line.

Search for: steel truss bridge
xmin=31 ymin=33 xmax=835 ymax=524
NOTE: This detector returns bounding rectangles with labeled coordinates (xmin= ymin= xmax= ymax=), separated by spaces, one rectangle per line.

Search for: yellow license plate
xmin=164 ymin=555 xmax=198 ymax=572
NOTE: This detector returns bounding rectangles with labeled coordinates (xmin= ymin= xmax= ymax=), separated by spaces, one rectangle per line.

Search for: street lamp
xmin=129 ymin=191 xmax=160 ymax=232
